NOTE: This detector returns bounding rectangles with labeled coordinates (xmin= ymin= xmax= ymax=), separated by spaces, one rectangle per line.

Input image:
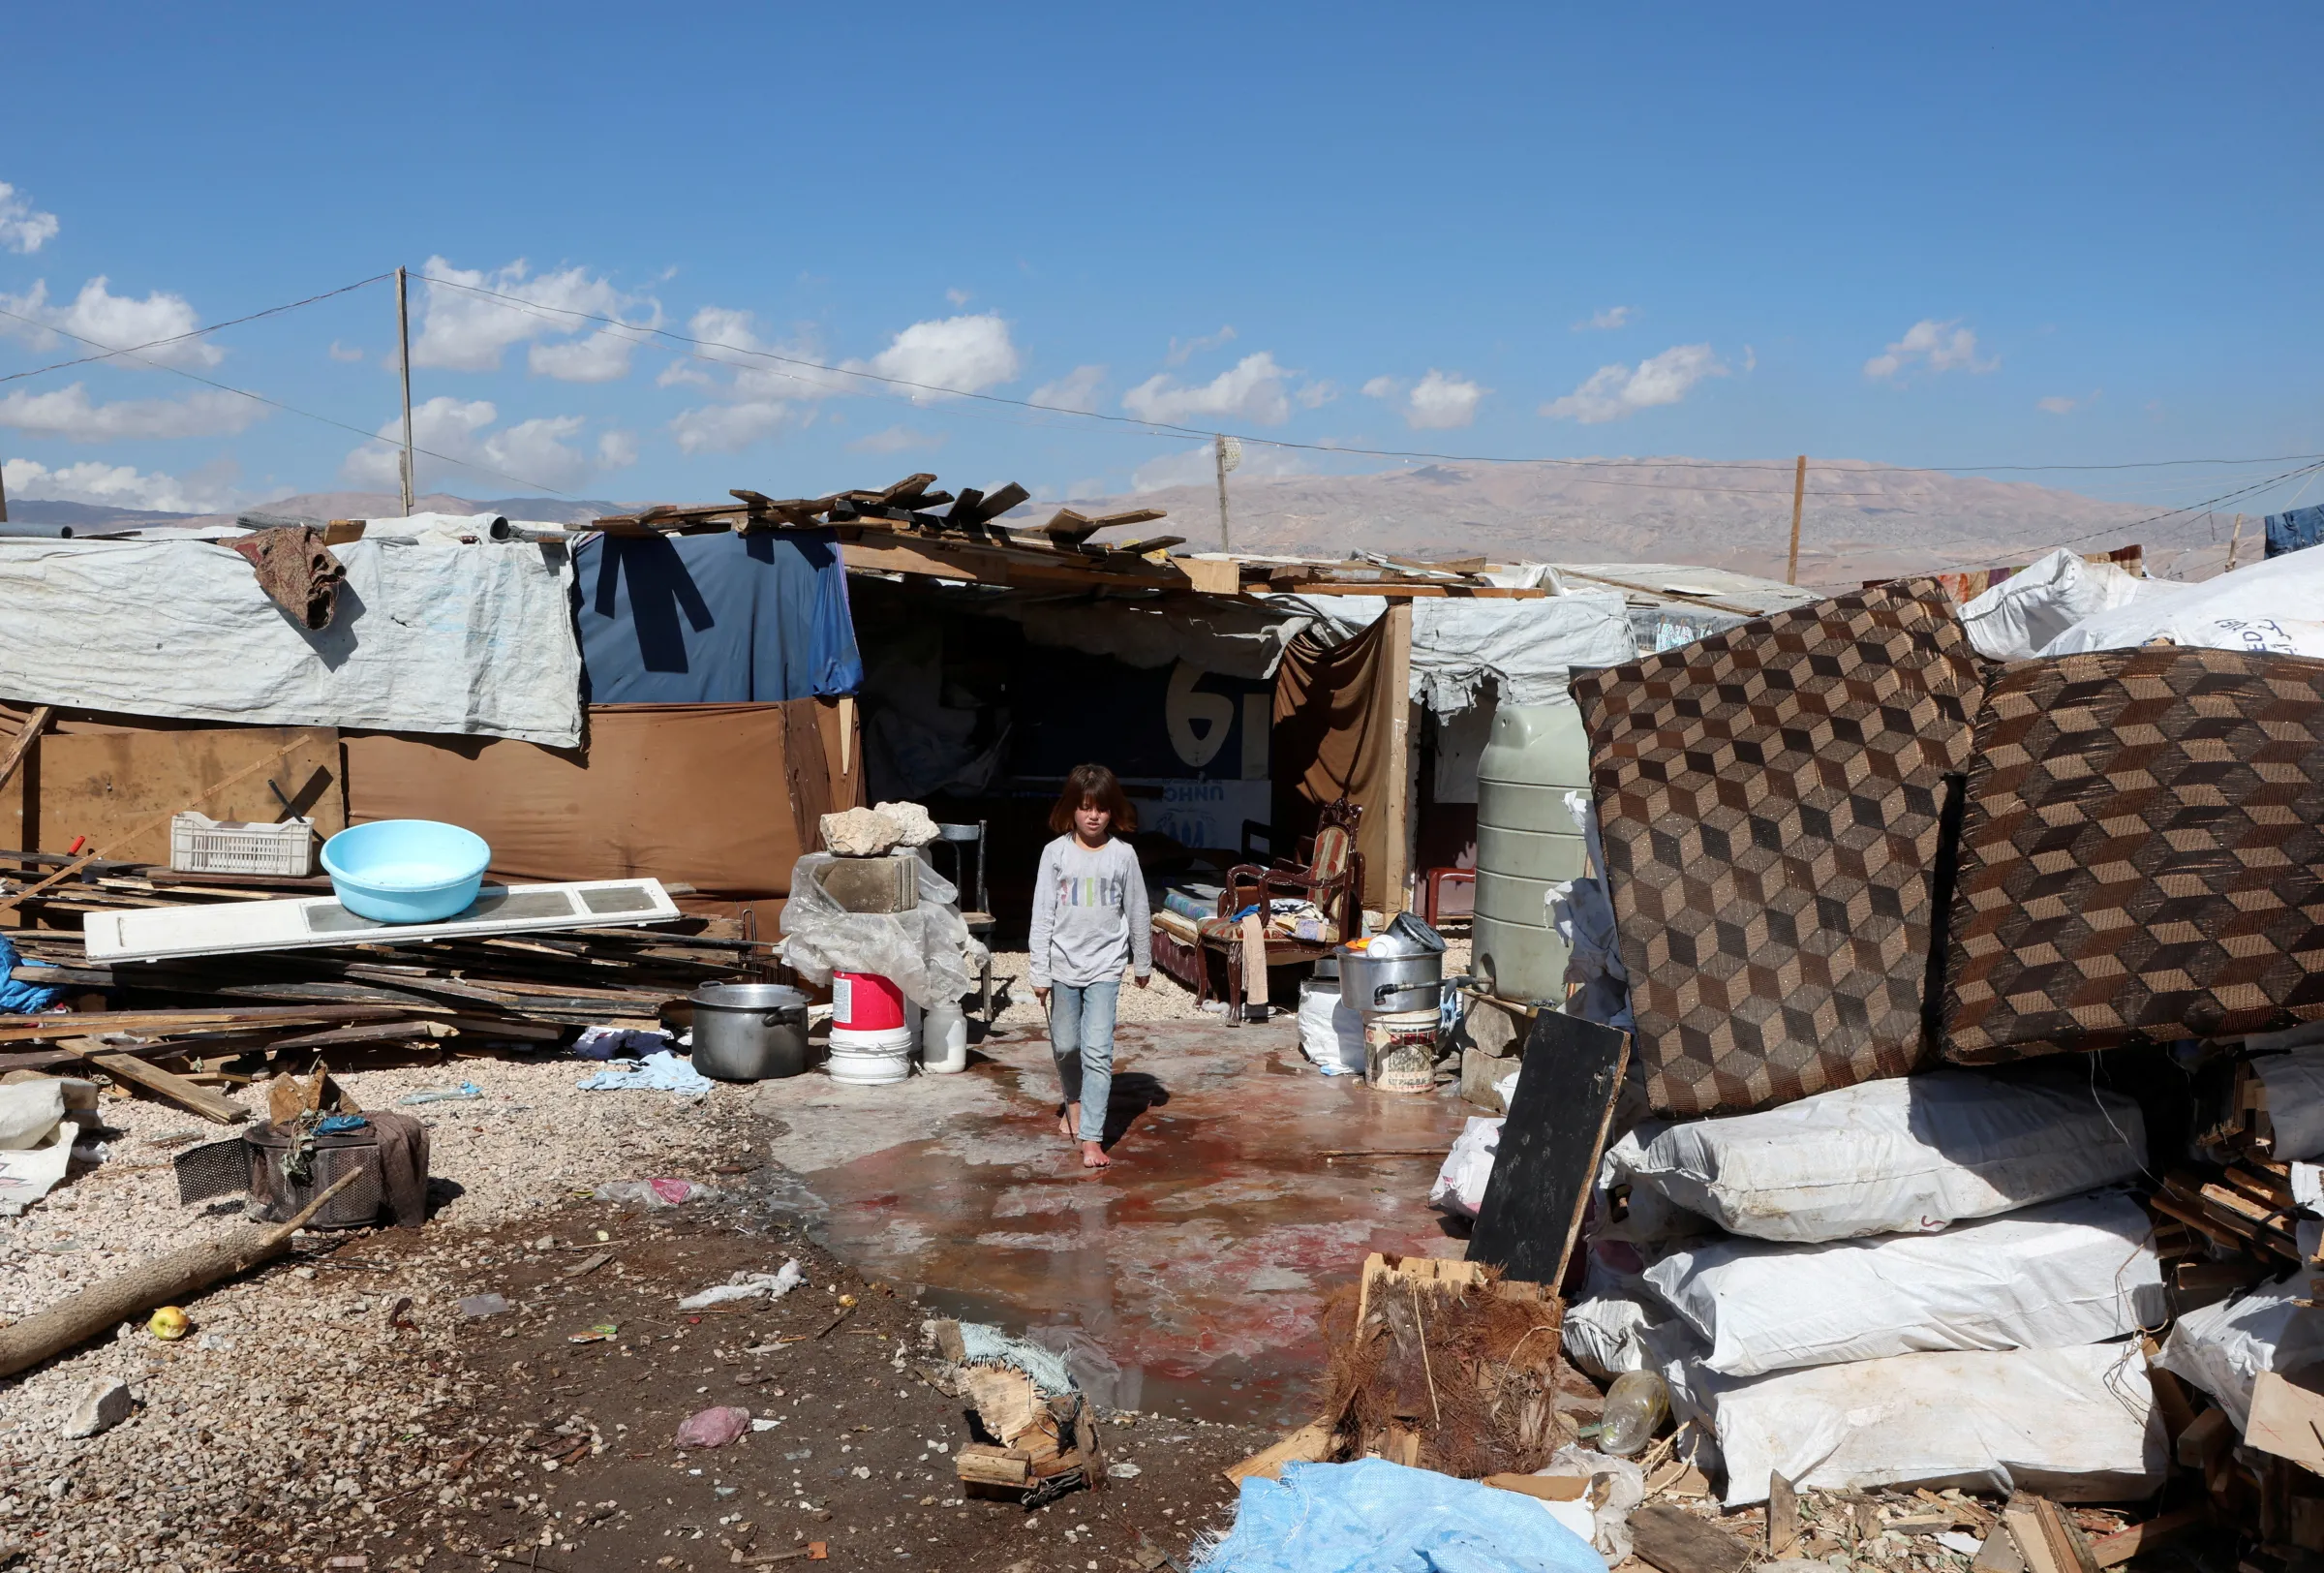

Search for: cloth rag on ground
xmin=1575 ymin=579 xmax=1984 ymax=1117
xmin=1195 ymin=1458 xmax=1605 ymax=1573
xmin=2038 ymin=542 xmax=2324 ymax=660
xmin=572 ymin=528 xmax=862 ymax=702
xmin=780 ymin=852 xmax=978 ymax=1009
xmin=1955 ymin=548 xmax=2177 ymax=662
xmin=2157 ymin=1274 xmax=2324 ymax=1430
xmin=1643 ymin=1188 xmax=2165 ymax=1375
xmin=574 ymin=1049 xmax=714 ymax=1095
xmin=1616 ymin=1071 xmax=2146 ymax=1243
xmin=1671 ymin=1342 xmax=2166 ymax=1508
xmin=1944 ymin=645 xmax=2324 ymax=1060
xmin=677 ymin=1259 xmax=805 ymax=1311
xmin=364 ymin=1109 xmax=431 ymax=1228
xmin=571 ymin=1027 xmax=675 ymax=1062
xmin=0 ymin=536 xmax=583 ymax=746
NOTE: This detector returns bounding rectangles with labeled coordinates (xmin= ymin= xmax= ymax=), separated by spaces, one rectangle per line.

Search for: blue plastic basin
xmin=321 ymin=820 xmax=493 ymax=924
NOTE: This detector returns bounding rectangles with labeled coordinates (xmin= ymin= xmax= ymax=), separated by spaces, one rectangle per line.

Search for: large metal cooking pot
xmin=1337 ymin=944 xmax=1445 ymax=1016
xmin=688 ymin=982 xmax=810 ymax=1082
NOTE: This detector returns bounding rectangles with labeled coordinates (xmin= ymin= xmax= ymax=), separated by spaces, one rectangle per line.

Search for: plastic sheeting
xmin=2157 ymin=1274 xmax=2324 ymax=1431
xmin=1430 ymin=1116 xmax=1502 ymax=1218
xmin=1196 ymin=1458 xmax=1604 ymax=1573
xmin=1956 ymin=548 xmax=2179 ymax=662
xmin=1267 ymin=591 xmax=1638 ymax=714
xmin=1642 ymin=1189 xmax=2165 ymax=1376
xmin=2038 ymin=543 xmax=2324 ymax=659
xmin=779 ymin=852 xmax=980 ymax=1010
xmin=572 ymin=528 xmax=862 ymax=702
xmin=1676 ymin=1342 xmax=2166 ymax=1507
xmin=1619 ymin=1072 xmax=2147 ymax=1244
xmin=0 ymin=536 xmax=583 ymax=746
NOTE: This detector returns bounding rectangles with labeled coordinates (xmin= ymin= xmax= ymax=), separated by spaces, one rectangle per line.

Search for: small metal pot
xmin=688 ymin=982 xmax=810 ymax=1082
xmin=1337 ymin=945 xmax=1445 ymax=1017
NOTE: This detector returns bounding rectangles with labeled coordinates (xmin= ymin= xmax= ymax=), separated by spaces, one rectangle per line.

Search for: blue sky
xmin=2 ymin=3 xmax=2319 ymax=515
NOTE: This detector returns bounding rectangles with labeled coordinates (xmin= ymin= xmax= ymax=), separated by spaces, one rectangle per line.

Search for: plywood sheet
xmin=1944 ymin=646 xmax=2324 ymax=1060
xmin=1574 ymin=580 xmax=1983 ymax=1117
xmin=35 ymin=725 xmax=344 ymax=862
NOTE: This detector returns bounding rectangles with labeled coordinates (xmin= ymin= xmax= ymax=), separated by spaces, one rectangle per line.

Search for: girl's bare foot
xmin=1058 ymin=1102 xmax=1080 ymax=1140
xmin=1080 ymin=1140 xmax=1111 ymax=1170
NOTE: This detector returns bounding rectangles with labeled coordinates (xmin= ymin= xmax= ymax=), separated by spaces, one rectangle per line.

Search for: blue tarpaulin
xmin=1196 ymin=1460 xmax=1603 ymax=1573
xmin=572 ymin=529 xmax=862 ymax=703
xmin=2265 ymin=505 xmax=2324 ymax=560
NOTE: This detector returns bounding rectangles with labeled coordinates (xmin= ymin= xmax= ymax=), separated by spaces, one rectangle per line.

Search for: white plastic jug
xmin=923 ymin=1001 xmax=968 ymax=1073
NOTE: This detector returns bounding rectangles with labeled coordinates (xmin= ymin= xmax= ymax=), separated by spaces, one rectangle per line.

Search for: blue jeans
xmin=1047 ymin=980 xmax=1119 ymax=1143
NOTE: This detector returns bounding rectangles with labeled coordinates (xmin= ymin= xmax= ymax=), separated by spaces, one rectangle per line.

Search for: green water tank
xmin=1472 ymin=702 xmax=1593 ymax=1002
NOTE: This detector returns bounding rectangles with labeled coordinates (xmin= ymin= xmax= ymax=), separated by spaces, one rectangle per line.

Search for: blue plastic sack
xmin=0 ymin=933 xmax=61 ymax=1015
xmin=1197 ymin=1459 xmax=1604 ymax=1573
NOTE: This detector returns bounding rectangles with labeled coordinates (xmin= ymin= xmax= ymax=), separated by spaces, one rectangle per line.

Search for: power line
xmin=417 ymin=273 xmax=2324 ymax=484
xmin=0 ymin=296 xmax=575 ymax=498
xmin=0 ymin=273 xmax=393 ymax=386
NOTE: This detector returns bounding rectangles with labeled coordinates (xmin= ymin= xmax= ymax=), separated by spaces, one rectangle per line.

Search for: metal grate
xmin=173 ymin=1137 xmax=253 ymax=1205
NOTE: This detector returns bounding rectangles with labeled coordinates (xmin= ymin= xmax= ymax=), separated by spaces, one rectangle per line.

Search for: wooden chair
xmin=1192 ymin=799 xmax=1365 ymax=1022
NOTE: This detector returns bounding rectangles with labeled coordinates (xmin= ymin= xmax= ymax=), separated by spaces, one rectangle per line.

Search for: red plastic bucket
xmin=832 ymin=971 xmax=905 ymax=1033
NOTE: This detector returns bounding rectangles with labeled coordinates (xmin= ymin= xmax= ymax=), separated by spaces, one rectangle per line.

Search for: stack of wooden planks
xmin=0 ymin=848 xmax=764 ymax=1120
xmin=2151 ymin=1160 xmax=2306 ymax=1268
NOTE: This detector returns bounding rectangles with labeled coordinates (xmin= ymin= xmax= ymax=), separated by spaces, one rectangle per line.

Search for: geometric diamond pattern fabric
xmin=1574 ymin=580 xmax=1984 ymax=1117
xmin=1943 ymin=645 xmax=2324 ymax=1062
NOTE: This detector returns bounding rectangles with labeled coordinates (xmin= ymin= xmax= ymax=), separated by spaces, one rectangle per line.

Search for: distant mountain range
xmin=2 ymin=461 xmax=2246 ymax=583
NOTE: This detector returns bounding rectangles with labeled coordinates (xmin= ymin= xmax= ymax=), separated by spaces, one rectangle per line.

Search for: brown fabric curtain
xmin=1271 ymin=611 xmax=1397 ymax=908
xmin=346 ymin=701 xmax=823 ymax=900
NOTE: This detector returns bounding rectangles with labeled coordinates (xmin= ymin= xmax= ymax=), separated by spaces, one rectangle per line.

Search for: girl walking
xmin=1027 ymin=763 xmax=1151 ymax=1170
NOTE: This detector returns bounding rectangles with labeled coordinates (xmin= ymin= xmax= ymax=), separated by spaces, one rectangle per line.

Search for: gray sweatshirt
xmin=1026 ymin=834 xmax=1152 ymax=989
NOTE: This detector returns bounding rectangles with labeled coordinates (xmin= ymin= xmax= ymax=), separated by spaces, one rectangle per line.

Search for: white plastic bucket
xmin=827 ymin=1024 xmax=913 ymax=1085
xmin=922 ymin=1001 xmax=968 ymax=1073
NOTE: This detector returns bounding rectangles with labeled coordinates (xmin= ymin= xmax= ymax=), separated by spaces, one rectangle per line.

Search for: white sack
xmin=2156 ymin=1274 xmax=2324 ymax=1430
xmin=1267 ymin=591 xmax=1638 ymax=712
xmin=1297 ymin=982 xmax=1365 ymax=1073
xmin=1430 ymin=1116 xmax=1502 ymax=1218
xmin=2038 ymin=544 xmax=2324 ymax=661
xmin=0 ymin=536 xmax=583 ymax=747
xmin=0 ymin=1123 xmax=72 ymax=1215
xmin=2251 ymin=1047 xmax=2324 ymax=1160
xmin=1626 ymin=1071 xmax=2146 ymax=1244
xmin=1957 ymin=549 xmax=2178 ymax=662
xmin=1563 ymin=1292 xmax=1670 ymax=1382
xmin=1687 ymin=1343 xmax=2165 ymax=1507
xmin=0 ymin=1079 xmax=65 ymax=1150
xmin=1644 ymin=1190 xmax=2164 ymax=1376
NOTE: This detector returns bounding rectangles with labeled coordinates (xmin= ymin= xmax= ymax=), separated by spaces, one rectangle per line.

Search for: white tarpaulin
xmin=1957 ymin=548 xmax=2181 ymax=662
xmin=1676 ymin=1342 xmax=2166 ymax=1507
xmin=2038 ymin=544 xmax=2324 ymax=660
xmin=1620 ymin=1072 xmax=2147 ymax=1244
xmin=2157 ymin=1274 xmax=2324 ymax=1430
xmin=1643 ymin=1189 xmax=2165 ymax=1376
xmin=1267 ymin=590 xmax=1638 ymax=713
xmin=0 ymin=536 xmax=583 ymax=747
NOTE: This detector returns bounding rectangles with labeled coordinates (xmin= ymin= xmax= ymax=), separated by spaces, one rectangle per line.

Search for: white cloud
xmin=1165 ymin=324 xmax=1238 ymax=368
xmin=328 ymin=340 xmax=364 ymax=363
xmin=1296 ymin=380 xmax=1338 ymax=411
xmin=1404 ymin=369 xmax=1484 ymax=430
xmin=0 ymin=182 xmax=59 ymax=255
xmin=1575 ymin=306 xmax=1634 ymax=331
xmin=1863 ymin=318 xmax=1998 ymax=380
xmin=413 ymin=257 xmax=660 ymax=379
xmin=2036 ymin=395 xmax=2077 ymax=415
xmin=0 ymin=382 xmax=260 ymax=441
xmin=1361 ymin=375 xmax=1399 ymax=399
xmin=847 ymin=424 xmax=946 ymax=454
xmin=1122 ymin=352 xmax=1301 ymax=426
xmin=341 ymin=395 xmax=613 ymax=491
xmin=1543 ymin=344 xmax=1728 ymax=423
xmin=2 ymin=455 xmax=239 ymax=513
xmin=0 ymin=277 xmax=220 ymax=368
xmin=1129 ymin=439 xmax=1311 ymax=493
xmin=945 ymin=288 xmax=972 ymax=307
xmin=596 ymin=429 xmax=640 ymax=470
xmin=668 ymin=400 xmax=802 ymax=456
xmin=1031 ymin=364 xmax=1107 ymax=414
xmin=840 ymin=313 xmax=1021 ymax=404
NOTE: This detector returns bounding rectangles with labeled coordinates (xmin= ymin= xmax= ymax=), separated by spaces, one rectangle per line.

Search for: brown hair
xmin=1048 ymin=762 xmax=1137 ymax=837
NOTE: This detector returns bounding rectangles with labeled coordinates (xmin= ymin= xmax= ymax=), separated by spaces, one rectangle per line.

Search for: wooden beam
xmin=77 ymin=1043 xmax=252 ymax=1125
xmin=0 ymin=704 xmax=52 ymax=797
xmin=1547 ymin=567 xmax=1786 ymax=617
xmin=1380 ymin=600 xmax=1414 ymax=914
xmin=838 ymin=533 xmax=1191 ymax=593
xmin=1275 ymin=582 xmax=1548 ymax=599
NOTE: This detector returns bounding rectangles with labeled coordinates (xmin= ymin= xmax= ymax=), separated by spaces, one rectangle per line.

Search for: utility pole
xmin=1213 ymin=434 xmax=1239 ymax=552
xmin=395 ymin=265 xmax=415 ymax=517
xmin=1785 ymin=453 xmax=1806 ymax=585
xmin=2225 ymin=513 xmax=2246 ymax=572
xmin=0 ymin=458 xmax=9 ymax=524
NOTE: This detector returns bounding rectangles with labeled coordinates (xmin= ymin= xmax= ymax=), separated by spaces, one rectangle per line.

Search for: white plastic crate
xmin=168 ymin=812 xmax=316 ymax=878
